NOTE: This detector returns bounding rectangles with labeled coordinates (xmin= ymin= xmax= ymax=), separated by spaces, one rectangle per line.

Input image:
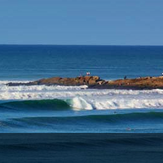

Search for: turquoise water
xmin=0 ymin=45 xmax=163 ymax=133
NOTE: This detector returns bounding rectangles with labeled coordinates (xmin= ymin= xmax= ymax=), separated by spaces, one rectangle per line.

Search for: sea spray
xmin=69 ymin=97 xmax=93 ymax=110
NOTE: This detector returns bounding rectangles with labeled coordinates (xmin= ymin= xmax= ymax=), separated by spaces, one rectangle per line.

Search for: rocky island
xmin=6 ymin=76 xmax=163 ymax=90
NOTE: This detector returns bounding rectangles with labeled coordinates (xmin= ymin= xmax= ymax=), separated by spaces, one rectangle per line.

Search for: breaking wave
xmin=0 ymin=99 xmax=70 ymax=111
xmin=0 ymin=80 xmax=163 ymax=110
xmin=0 ymin=97 xmax=163 ymax=111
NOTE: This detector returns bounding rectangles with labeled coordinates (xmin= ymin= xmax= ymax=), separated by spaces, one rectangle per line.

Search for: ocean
xmin=0 ymin=45 xmax=163 ymax=133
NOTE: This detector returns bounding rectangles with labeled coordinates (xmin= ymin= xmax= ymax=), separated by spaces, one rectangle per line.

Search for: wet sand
xmin=0 ymin=134 xmax=163 ymax=163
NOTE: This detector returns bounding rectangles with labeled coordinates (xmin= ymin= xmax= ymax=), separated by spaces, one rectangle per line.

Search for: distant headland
xmin=6 ymin=75 xmax=163 ymax=90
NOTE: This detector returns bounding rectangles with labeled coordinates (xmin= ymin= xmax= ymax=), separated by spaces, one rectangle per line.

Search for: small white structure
xmin=86 ymin=72 xmax=90 ymax=76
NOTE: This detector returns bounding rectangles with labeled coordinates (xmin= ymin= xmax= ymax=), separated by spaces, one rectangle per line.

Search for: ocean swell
xmin=0 ymin=81 xmax=163 ymax=110
xmin=1 ymin=112 xmax=163 ymax=133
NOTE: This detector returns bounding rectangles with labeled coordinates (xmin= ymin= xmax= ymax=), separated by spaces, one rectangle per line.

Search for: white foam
xmin=0 ymin=80 xmax=30 ymax=85
xmin=70 ymin=97 xmax=93 ymax=110
xmin=1 ymin=80 xmax=163 ymax=110
xmin=90 ymin=99 xmax=163 ymax=110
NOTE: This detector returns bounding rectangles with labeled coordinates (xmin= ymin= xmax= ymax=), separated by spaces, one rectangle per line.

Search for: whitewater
xmin=1 ymin=80 xmax=163 ymax=110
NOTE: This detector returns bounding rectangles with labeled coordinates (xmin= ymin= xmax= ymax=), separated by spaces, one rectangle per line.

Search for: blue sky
xmin=0 ymin=0 xmax=163 ymax=45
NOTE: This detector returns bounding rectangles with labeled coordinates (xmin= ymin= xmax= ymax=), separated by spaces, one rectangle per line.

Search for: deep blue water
xmin=0 ymin=45 xmax=163 ymax=133
xmin=0 ymin=45 xmax=163 ymax=80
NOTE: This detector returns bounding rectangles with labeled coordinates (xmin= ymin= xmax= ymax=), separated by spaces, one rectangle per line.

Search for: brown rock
xmin=38 ymin=77 xmax=62 ymax=84
xmin=92 ymin=76 xmax=100 ymax=81
xmin=88 ymin=79 xmax=96 ymax=85
xmin=78 ymin=77 xmax=85 ymax=84
xmin=84 ymin=76 xmax=91 ymax=83
xmin=7 ymin=75 xmax=163 ymax=90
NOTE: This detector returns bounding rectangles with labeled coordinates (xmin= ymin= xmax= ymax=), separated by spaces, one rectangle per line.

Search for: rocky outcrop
xmin=89 ymin=76 xmax=163 ymax=90
xmin=6 ymin=76 xmax=163 ymax=90
xmin=7 ymin=76 xmax=102 ymax=87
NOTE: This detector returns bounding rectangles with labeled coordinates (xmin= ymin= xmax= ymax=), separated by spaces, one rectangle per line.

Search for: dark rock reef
xmin=6 ymin=76 xmax=163 ymax=90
